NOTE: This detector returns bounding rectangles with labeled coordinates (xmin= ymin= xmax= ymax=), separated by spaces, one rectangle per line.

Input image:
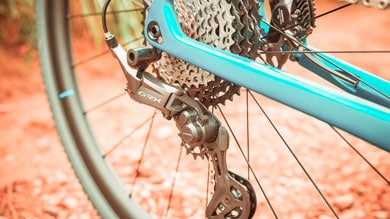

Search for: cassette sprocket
xmin=150 ymin=0 xmax=265 ymax=108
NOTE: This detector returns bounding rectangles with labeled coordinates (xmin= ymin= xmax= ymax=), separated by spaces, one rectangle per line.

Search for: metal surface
xmin=109 ymin=35 xmax=257 ymax=217
xmin=206 ymin=127 xmax=256 ymax=218
xmin=147 ymin=0 xmax=317 ymax=107
xmin=145 ymin=0 xmax=390 ymax=151
xmin=264 ymin=0 xmax=316 ymax=68
xmin=150 ymin=0 xmax=266 ymax=107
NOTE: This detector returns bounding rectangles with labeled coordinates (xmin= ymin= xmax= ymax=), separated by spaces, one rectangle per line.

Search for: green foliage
xmin=62 ymin=0 xmax=144 ymax=47
xmin=110 ymin=0 xmax=144 ymax=47
xmin=0 ymin=0 xmax=35 ymax=48
xmin=90 ymin=0 xmax=144 ymax=48
xmin=0 ymin=0 xmax=144 ymax=50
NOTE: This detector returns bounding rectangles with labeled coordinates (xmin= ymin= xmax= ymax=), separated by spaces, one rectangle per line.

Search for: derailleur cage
xmin=108 ymin=40 xmax=257 ymax=218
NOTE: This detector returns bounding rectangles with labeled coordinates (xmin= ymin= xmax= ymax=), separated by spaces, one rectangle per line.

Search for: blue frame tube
xmin=145 ymin=0 xmax=390 ymax=151
xmin=295 ymin=49 xmax=390 ymax=108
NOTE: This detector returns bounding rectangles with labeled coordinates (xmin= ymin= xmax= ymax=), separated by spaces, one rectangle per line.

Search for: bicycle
xmin=35 ymin=0 xmax=389 ymax=218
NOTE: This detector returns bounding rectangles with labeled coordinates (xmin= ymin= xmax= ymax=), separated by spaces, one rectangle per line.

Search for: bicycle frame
xmin=144 ymin=0 xmax=390 ymax=151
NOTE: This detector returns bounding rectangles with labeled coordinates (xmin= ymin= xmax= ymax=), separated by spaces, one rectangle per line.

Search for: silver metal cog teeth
xmin=153 ymin=0 xmax=242 ymax=107
xmin=149 ymin=0 xmax=268 ymax=109
xmin=229 ymin=0 xmax=265 ymax=59
xmin=193 ymin=79 xmax=241 ymax=107
xmin=145 ymin=0 xmax=317 ymax=158
xmin=183 ymin=142 xmax=207 ymax=160
xmin=295 ymin=0 xmax=316 ymax=30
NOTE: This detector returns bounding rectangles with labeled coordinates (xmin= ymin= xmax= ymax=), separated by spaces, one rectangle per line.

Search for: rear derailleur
xmin=105 ymin=35 xmax=256 ymax=218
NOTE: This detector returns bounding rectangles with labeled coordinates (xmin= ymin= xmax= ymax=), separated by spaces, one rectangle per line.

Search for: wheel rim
xmin=38 ymin=0 xmax=390 ymax=218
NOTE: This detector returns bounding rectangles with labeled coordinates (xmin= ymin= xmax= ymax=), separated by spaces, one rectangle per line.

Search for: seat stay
xmin=145 ymin=0 xmax=390 ymax=151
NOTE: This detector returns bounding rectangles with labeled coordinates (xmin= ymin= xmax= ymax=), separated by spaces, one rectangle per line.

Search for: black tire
xmin=35 ymin=0 xmax=389 ymax=218
xmin=35 ymin=0 xmax=150 ymax=218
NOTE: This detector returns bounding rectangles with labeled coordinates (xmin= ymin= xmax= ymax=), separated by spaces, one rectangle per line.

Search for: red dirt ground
xmin=0 ymin=1 xmax=389 ymax=218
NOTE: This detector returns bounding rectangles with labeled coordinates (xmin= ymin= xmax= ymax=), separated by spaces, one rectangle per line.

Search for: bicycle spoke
xmin=260 ymin=50 xmax=390 ymax=54
xmin=72 ymin=37 xmax=144 ymax=67
xmin=164 ymin=146 xmax=184 ymax=219
xmin=305 ymin=48 xmax=390 ymax=100
xmin=260 ymin=2 xmax=390 ymax=58
xmin=84 ymin=92 xmax=127 ymax=114
xmin=73 ymin=50 xmax=111 ymax=67
xmin=205 ymin=160 xmax=211 ymax=218
xmin=312 ymin=51 xmax=390 ymax=100
xmin=129 ymin=110 xmax=157 ymax=197
xmin=103 ymin=113 xmax=156 ymax=157
xmin=261 ymin=3 xmax=353 ymax=40
xmin=68 ymin=8 xmax=144 ymax=19
xmin=260 ymin=3 xmax=352 ymax=41
xmin=259 ymin=3 xmax=390 ymax=101
xmin=247 ymin=91 xmax=339 ymax=218
xmin=40 ymin=0 xmax=389 ymax=218
xmin=246 ymin=89 xmax=250 ymax=180
xmin=282 ymin=3 xmax=353 ymax=38
xmin=216 ymin=105 xmax=279 ymax=218
xmin=330 ymin=126 xmax=390 ymax=185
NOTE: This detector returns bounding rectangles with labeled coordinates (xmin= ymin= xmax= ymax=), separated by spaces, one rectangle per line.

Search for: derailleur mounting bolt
xmin=147 ymin=21 xmax=163 ymax=43
xmin=127 ymin=46 xmax=161 ymax=68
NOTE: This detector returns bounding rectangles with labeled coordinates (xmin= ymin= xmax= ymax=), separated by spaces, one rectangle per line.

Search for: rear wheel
xmin=36 ymin=0 xmax=389 ymax=218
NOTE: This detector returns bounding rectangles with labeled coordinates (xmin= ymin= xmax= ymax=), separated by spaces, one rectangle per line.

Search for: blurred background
xmin=0 ymin=1 xmax=389 ymax=218
xmin=0 ymin=1 xmax=101 ymax=218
